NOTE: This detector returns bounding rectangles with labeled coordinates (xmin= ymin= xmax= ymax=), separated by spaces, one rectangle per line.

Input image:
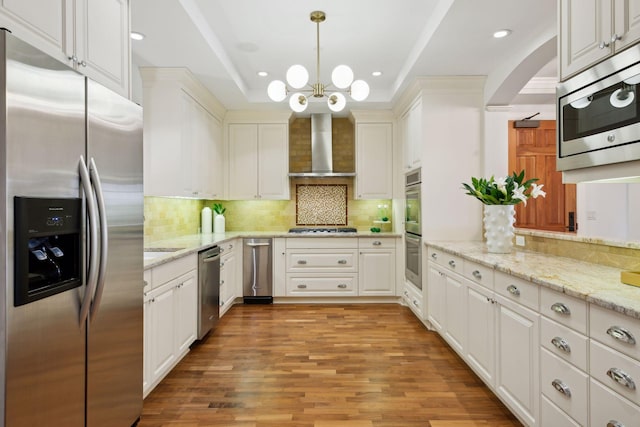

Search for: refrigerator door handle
xmin=79 ymin=156 xmax=99 ymax=326
xmin=89 ymin=157 xmax=108 ymax=320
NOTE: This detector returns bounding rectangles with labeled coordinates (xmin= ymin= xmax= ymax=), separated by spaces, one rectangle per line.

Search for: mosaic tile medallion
xmin=296 ymin=184 xmax=347 ymax=225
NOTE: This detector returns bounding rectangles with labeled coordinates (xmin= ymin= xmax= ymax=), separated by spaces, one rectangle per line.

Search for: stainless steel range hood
xmin=288 ymin=113 xmax=356 ymax=177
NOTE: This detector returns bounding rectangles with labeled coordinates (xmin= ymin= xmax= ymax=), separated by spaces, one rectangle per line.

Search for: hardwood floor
xmin=139 ymin=304 xmax=521 ymax=427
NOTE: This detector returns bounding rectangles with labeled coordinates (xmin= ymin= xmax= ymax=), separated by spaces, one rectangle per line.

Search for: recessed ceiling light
xmin=130 ymin=32 xmax=145 ymax=41
xmin=372 ymin=71 xmax=382 ymax=77
xmin=493 ymin=29 xmax=512 ymax=39
xmin=257 ymin=71 xmax=268 ymax=77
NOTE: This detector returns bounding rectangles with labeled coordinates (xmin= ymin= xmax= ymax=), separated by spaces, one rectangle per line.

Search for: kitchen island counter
xmin=425 ymin=240 xmax=640 ymax=319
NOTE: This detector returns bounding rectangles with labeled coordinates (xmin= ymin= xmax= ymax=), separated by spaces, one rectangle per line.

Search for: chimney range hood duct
xmin=288 ymin=114 xmax=356 ymax=177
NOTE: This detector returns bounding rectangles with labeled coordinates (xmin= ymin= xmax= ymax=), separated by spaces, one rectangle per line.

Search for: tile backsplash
xmin=296 ymin=184 xmax=347 ymax=225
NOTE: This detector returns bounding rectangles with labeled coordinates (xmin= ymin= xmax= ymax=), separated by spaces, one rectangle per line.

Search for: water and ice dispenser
xmin=14 ymin=197 xmax=82 ymax=306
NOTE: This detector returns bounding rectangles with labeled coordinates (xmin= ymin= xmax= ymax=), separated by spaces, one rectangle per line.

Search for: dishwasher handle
xmin=203 ymin=253 xmax=221 ymax=263
xmin=246 ymin=242 xmax=271 ymax=247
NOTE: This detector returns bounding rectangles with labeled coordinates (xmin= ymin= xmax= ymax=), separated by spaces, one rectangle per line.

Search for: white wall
xmin=418 ymin=77 xmax=485 ymax=241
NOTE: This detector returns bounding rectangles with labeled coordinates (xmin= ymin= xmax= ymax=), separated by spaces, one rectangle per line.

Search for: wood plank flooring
xmin=139 ymin=304 xmax=521 ymax=427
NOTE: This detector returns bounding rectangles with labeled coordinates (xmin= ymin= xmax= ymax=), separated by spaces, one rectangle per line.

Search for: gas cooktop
xmin=288 ymin=227 xmax=357 ymax=234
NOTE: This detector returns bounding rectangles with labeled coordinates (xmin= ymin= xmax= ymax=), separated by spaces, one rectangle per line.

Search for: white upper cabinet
xmin=141 ymin=68 xmax=226 ymax=199
xmin=226 ymin=115 xmax=290 ymax=200
xmin=354 ymin=121 xmax=393 ymax=199
xmin=401 ymin=97 xmax=422 ymax=171
xmin=0 ymin=0 xmax=130 ymax=97
xmin=560 ymin=0 xmax=640 ymax=80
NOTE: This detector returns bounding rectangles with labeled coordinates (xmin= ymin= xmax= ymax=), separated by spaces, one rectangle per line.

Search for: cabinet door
xmin=258 ymin=123 xmax=289 ymax=200
xmin=228 ymin=124 xmax=258 ymax=199
xmin=142 ymin=297 xmax=150 ymax=396
xmin=614 ymin=0 xmax=640 ymax=50
xmin=175 ymin=272 xmax=197 ymax=354
xmin=495 ymin=295 xmax=539 ymax=427
xmin=403 ymin=98 xmax=422 ymax=170
xmin=0 ymin=0 xmax=70 ymax=62
xmin=355 ymin=123 xmax=393 ymax=199
xmin=465 ymin=279 xmax=496 ymax=387
xmin=444 ymin=273 xmax=466 ymax=355
xmin=73 ymin=0 xmax=129 ymax=96
xmin=148 ymin=283 xmax=176 ymax=383
xmin=207 ymin=112 xmax=224 ymax=199
xmin=427 ymin=263 xmax=446 ymax=332
xmin=560 ymin=0 xmax=612 ymax=80
xmin=180 ymin=92 xmax=200 ymax=197
xmin=358 ymin=249 xmax=396 ymax=295
xmin=220 ymin=250 xmax=237 ymax=313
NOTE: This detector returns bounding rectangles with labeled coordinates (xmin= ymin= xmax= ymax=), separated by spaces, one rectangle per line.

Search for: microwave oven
xmin=557 ymin=44 xmax=640 ymax=171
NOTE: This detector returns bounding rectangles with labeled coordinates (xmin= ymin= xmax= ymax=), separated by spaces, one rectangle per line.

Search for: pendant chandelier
xmin=267 ymin=10 xmax=370 ymax=113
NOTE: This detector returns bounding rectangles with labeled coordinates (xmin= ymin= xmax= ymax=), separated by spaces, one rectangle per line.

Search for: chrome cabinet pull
xmin=472 ymin=270 xmax=482 ymax=280
xmin=551 ymin=302 xmax=571 ymax=315
xmin=412 ymin=299 xmax=419 ymax=307
xmin=448 ymin=260 xmax=456 ymax=268
xmin=337 ymin=259 xmax=347 ymax=264
xmin=551 ymin=379 xmax=572 ymax=397
xmin=431 ymin=253 xmax=437 ymax=260
xmin=220 ymin=280 xmax=224 ymax=286
xmin=337 ymin=284 xmax=347 ymax=289
xmin=611 ymin=33 xmax=622 ymax=43
xmin=607 ymin=367 xmax=636 ymax=390
xmin=551 ymin=337 xmax=571 ymax=353
xmin=373 ymin=241 xmax=382 ymax=246
xmin=607 ymin=421 xmax=624 ymax=427
xmin=607 ymin=326 xmax=636 ymax=345
xmin=297 ymin=284 xmax=307 ymax=289
xmin=507 ymin=285 xmax=520 ymax=296
xmin=297 ymin=260 xmax=307 ymax=265
xmin=599 ymin=40 xmax=610 ymax=49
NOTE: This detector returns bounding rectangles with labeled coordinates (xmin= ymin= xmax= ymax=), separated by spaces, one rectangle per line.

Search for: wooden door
xmin=508 ymin=120 xmax=577 ymax=232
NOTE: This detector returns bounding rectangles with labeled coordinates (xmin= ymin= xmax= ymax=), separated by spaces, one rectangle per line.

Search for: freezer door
xmin=3 ymin=34 xmax=86 ymax=427
xmin=85 ymin=79 xmax=143 ymax=427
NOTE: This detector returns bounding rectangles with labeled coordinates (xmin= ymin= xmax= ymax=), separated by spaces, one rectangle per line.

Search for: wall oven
xmin=558 ymin=44 xmax=640 ymax=171
xmin=405 ymin=169 xmax=422 ymax=289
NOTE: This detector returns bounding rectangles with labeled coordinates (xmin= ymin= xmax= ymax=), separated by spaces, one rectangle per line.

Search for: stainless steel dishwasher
xmin=243 ymin=238 xmax=273 ymax=304
xmin=197 ymin=246 xmax=220 ymax=339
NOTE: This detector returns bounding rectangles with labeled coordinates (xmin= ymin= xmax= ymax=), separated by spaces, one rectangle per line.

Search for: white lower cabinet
xmin=402 ymin=281 xmax=424 ymax=319
xmin=444 ymin=273 xmax=466 ymax=355
xmin=358 ymin=237 xmax=396 ymax=296
xmin=143 ymin=255 xmax=197 ymax=398
xmin=590 ymin=377 xmax=640 ymax=427
xmin=495 ymin=294 xmax=539 ymax=427
xmin=465 ymin=279 xmax=496 ymax=387
xmin=426 ymin=262 xmax=446 ymax=331
xmin=219 ymin=239 xmax=238 ymax=316
xmin=540 ymin=348 xmax=588 ymax=426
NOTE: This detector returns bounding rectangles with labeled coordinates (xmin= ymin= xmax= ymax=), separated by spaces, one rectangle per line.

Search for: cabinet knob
xmin=611 ymin=33 xmax=623 ymax=43
xmin=606 ymin=326 xmax=636 ymax=345
xmin=68 ymin=55 xmax=78 ymax=63
xmin=606 ymin=367 xmax=636 ymax=390
xmin=607 ymin=421 xmax=624 ymax=427
xmin=472 ymin=270 xmax=482 ymax=280
xmin=337 ymin=259 xmax=347 ymax=264
xmin=79 ymin=60 xmax=87 ymax=67
xmin=431 ymin=253 xmax=437 ymax=260
xmin=373 ymin=241 xmax=382 ymax=246
xmin=220 ymin=280 xmax=225 ymax=285
xmin=551 ymin=336 xmax=571 ymax=354
xmin=551 ymin=302 xmax=571 ymax=315
xmin=506 ymin=284 xmax=520 ymax=296
xmin=337 ymin=284 xmax=347 ymax=289
xmin=448 ymin=260 xmax=456 ymax=268
xmin=551 ymin=379 xmax=572 ymax=397
xmin=297 ymin=260 xmax=307 ymax=265
xmin=297 ymin=284 xmax=307 ymax=289
xmin=599 ymin=40 xmax=610 ymax=49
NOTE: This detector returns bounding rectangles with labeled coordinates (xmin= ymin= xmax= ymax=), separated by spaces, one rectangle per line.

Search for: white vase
xmin=483 ymin=205 xmax=515 ymax=254
xmin=214 ymin=214 xmax=225 ymax=234
xmin=201 ymin=207 xmax=212 ymax=234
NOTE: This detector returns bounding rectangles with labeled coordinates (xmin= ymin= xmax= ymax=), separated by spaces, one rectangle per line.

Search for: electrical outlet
xmin=515 ymin=235 xmax=525 ymax=246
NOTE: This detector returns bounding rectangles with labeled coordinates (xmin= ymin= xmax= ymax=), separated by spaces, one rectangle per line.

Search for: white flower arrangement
xmin=462 ymin=170 xmax=546 ymax=206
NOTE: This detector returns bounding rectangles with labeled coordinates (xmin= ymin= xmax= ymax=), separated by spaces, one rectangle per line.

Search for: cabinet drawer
xmin=540 ymin=348 xmax=589 ymax=427
xmin=358 ymin=237 xmax=396 ymax=249
xmin=286 ymin=250 xmax=357 ymax=272
xmin=150 ymin=254 xmax=197 ymax=288
xmin=540 ymin=287 xmax=588 ymax=334
xmin=286 ymin=274 xmax=357 ymax=296
xmin=286 ymin=237 xmax=357 ymax=249
xmin=494 ymin=271 xmax=539 ymax=311
xmin=541 ymin=395 xmax=581 ymax=427
xmin=541 ymin=316 xmax=588 ymax=371
xmin=403 ymin=281 xmax=424 ymax=318
xmin=590 ymin=304 xmax=640 ymax=361
xmin=463 ymin=260 xmax=494 ymax=289
xmin=590 ymin=340 xmax=640 ymax=406
xmin=591 ymin=378 xmax=640 ymax=427
xmin=427 ymin=248 xmax=463 ymax=272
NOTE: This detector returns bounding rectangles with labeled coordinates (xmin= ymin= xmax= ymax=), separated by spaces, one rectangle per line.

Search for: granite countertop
xmin=425 ymin=240 xmax=640 ymax=320
xmin=145 ymin=230 xmax=401 ymax=269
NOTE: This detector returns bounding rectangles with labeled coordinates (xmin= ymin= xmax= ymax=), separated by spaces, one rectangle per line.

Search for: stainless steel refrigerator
xmin=0 ymin=32 xmax=143 ymax=426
